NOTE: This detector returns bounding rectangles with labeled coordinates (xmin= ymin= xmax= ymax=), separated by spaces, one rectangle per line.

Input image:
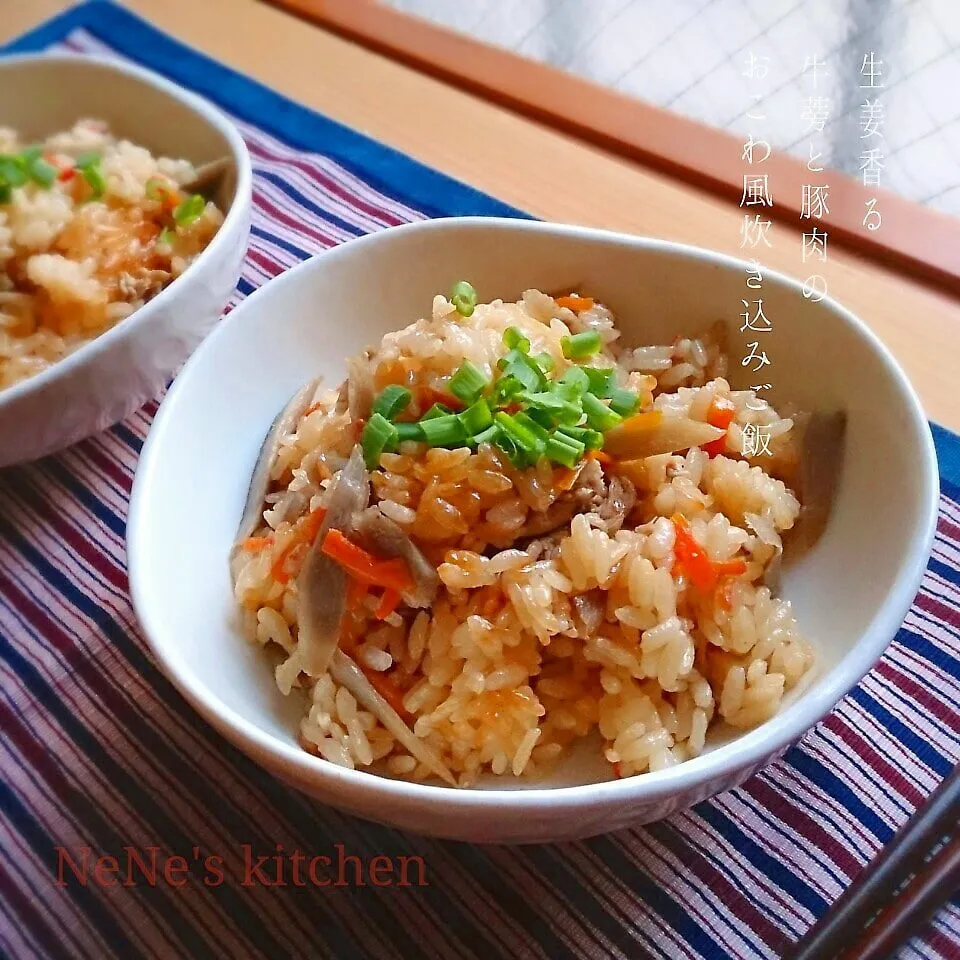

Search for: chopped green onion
xmin=361 ymin=413 xmax=399 ymax=468
xmin=558 ymin=366 xmax=590 ymax=393
xmin=421 ymin=403 xmax=452 ymax=421
xmin=419 ymin=413 xmax=468 ymax=448
xmin=561 ymin=330 xmax=602 ymax=359
xmin=372 ymin=384 xmax=412 ymax=421
xmin=173 ymin=193 xmax=205 ymax=227
xmin=498 ymin=348 xmax=543 ymax=392
xmin=556 ymin=424 xmax=603 ymax=450
xmin=28 ymin=158 xmax=56 ymax=187
xmin=471 ymin=424 xmax=499 ymax=446
xmin=0 ymin=184 xmax=10 ymax=204
xmin=75 ymin=153 xmax=106 ymax=200
xmin=448 ymin=361 xmax=489 ymax=406
xmin=582 ymin=392 xmax=622 ymax=432
xmin=494 ymin=412 xmax=542 ymax=466
xmin=530 ymin=352 xmax=555 ymax=374
xmin=459 ymin=398 xmax=493 ymax=435
xmin=492 ymin=375 xmax=525 ymax=407
xmin=608 ymin=387 xmax=640 ymax=417
xmin=395 ymin=422 xmax=425 ymax=443
xmin=524 ymin=407 xmax=555 ymax=432
xmin=450 ymin=280 xmax=477 ymax=318
xmin=583 ymin=367 xmax=615 ymax=397
xmin=158 ymin=226 xmax=175 ymax=246
xmin=546 ymin=433 xmax=585 ymax=468
xmin=0 ymin=155 xmax=28 ymax=188
xmin=503 ymin=327 xmax=530 ymax=353
xmin=513 ymin=411 xmax=550 ymax=445
xmin=524 ymin=391 xmax=583 ymax=426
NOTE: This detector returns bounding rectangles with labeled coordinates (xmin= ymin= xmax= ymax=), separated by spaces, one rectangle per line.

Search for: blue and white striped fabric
xmin=1 ymin=4 xmax=958 ymax=958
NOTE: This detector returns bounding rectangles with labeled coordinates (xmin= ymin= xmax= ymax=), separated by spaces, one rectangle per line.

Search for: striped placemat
xmin=2 ymin=4 xmax=958 ymax=958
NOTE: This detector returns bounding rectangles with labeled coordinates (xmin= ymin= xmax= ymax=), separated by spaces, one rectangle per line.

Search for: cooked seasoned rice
xmin=231 ymin=289 xmax=816 ymax=786
xmin=0 ymin=119 xmax=223 ymax=389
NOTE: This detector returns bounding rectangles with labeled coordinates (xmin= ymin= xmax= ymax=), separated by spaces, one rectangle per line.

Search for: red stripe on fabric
xmin=744 ymin=778 xmax=862 ymax=882
xmin=245 ymin=138 xmax=407 ymax=228
xmin=915 ymin=591 xmax=960 ymax=633
xmin=251 ymin=190 xmax=341 ymax=250
xmin=8 ymin=479 xmax=127 ymax=594
xmin=874 ymin=661 xmax=960 ymax=735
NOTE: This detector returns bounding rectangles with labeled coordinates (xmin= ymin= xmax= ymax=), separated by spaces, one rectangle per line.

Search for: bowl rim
xmin=128 ymin=216 xmax=940 ymax=812
xmin=0 ymin=52 xmax=253 ymax=410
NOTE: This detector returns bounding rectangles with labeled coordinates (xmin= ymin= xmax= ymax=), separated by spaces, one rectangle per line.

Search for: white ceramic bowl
xmin=128 ymin=218 xmax=938 ymax=843
xmin=0 ymin=54 xmax=252 ymax=466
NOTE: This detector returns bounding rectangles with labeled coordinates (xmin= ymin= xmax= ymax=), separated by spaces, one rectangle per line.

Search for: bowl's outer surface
xmin=0 ymin=55 xmax=252 ymax=466
xmin=128 ymin=218 xmax=938 ymax=843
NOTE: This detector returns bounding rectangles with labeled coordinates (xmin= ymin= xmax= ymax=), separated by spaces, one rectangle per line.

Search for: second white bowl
xmin=0 ymin=54 xmax=252 ymax=466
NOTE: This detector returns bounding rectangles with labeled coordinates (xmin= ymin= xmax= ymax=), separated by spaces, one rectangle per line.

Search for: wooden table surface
xmin=6 ymin=0 xmax=959 ymax=431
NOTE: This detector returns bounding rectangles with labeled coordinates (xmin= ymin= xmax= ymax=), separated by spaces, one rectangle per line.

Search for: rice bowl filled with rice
xmin=231 ymin=284 xmax=844 ymax=788
xmin=0 ymin=119 xmax=224 ymax=390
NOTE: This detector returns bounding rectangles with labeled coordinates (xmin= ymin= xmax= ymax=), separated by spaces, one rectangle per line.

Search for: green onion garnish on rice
xmin=471 ymin=424 xmax=499 ymax=446
xmin=158 ymin=226 xmax=175 ymax=246
xmin=421 ymin=403 xmax=452 ymax=421
xmin=583 ymin=367 xmax=615 ymax=397
xmin=0 ymin=155 xmax=28 ymax=188
xmin=173 ymin=192 xmax=206 ymax=227
xmin=556 ymin=424 xmax=604 ymax=451
xmin=531 ymin=352 xmax=554 ymax=374
xmin=608 ymin=387 xmax=640 ymax=417
xmin=524 ymin=390 xmax=583 ymax=425
xmin=419 ymin=413 xmax=468 ymax=448
xmin=498 ymin=349 xmax=544 ymax=392
xmin=395 ymin=422 xmax=425 ymax=443
xmin=503 ymin=326 xmax=530 ymax=353
xmin=458 ymin=398 xmax=493 ymax=435
xmin=546 ymin=432 xmax=585 ymax=467
xmin=372 ymin=384 xmax=412 ymax=420
xmin=494 ymin=412 xmax=543 ymax=467
xmin=582 ymin=392 xmax=623 ymax=432
xmin=561 ymin=330 xmax=602 ymax=359
xmin=447 ymin=361 xmax=489 ymax=406
xmin=76 ymin=152 xmax=106 ymax=201
xmin=360 ymin=291 xmax=640 ymax=470
xmin=450 ymin=280 xmax=477 ymax=318
xmin=558 ymin=365 xmax=590 ymax=393
xmin=361 ymin=413 xmax=399 ymax=468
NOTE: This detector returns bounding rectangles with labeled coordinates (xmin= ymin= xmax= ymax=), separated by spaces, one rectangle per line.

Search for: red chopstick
xmin=787 ymin=764 xmax=960 ymax=960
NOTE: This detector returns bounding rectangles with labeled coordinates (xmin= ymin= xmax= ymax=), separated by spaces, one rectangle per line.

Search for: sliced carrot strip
xmin=321 ymin=529 xmax=414 ymax=593
xmin=671 ymin=515 xmax=746 ymax=593
xmin=704 ymin=397 xmax=736 ymax=458
xmin=240 ymin=536 xmax=272 ymax=552
xmin=418 ymin=385 xmax=464 ymax=412
xmin=375 ymin=588 xmax=402 ymax=620
xmin=555 ymin=295 xmax=595 ymax=312
xmin=269 ymin=507 xmax=327 ymax=583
